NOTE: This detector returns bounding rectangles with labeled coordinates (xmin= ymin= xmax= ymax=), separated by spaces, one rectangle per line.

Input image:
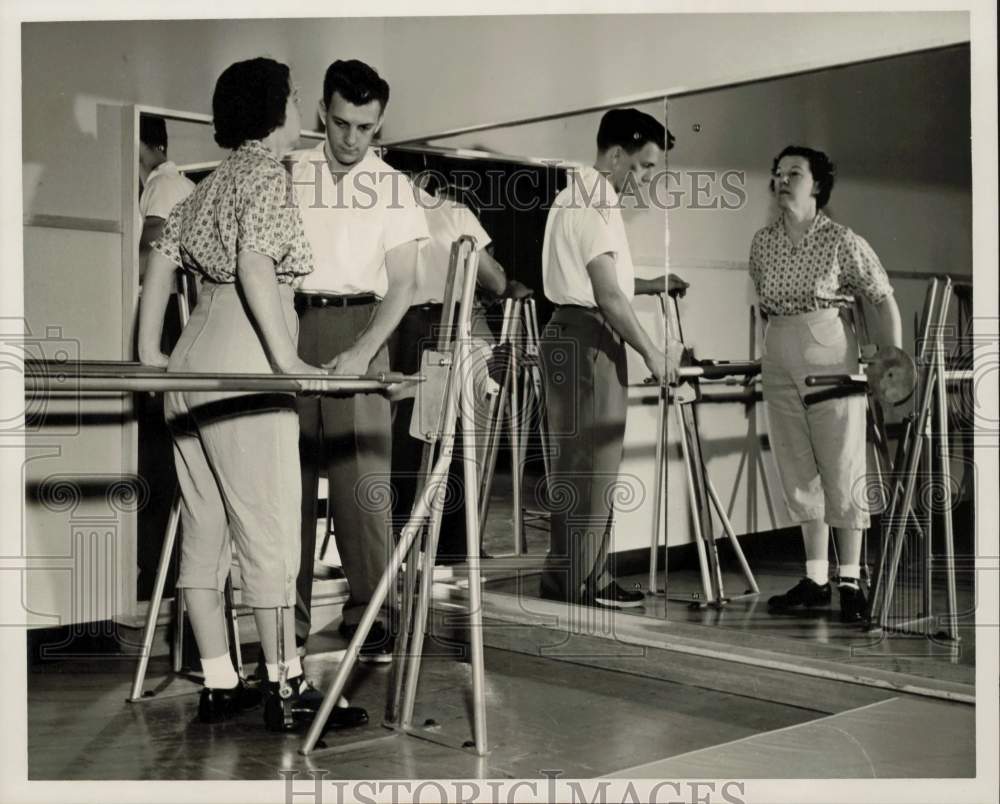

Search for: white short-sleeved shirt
xmin=139 ymin=161 xmax=196 ymax=220
xmin=288 ymin=143 xmax=428 ymax=297
xmin=542 ymin=165 xmax=635 ymax=308
xmin=414 ymin=189 xmax=492 ymax=305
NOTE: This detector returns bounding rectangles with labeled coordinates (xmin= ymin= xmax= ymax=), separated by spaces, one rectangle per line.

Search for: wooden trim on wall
xmin=24 ymin=214 xmax=121 ymax=234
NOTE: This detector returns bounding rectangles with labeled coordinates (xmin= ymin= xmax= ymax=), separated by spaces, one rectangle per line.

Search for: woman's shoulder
xmin=752 ymin=217 xmax=781 ymax=242
xmin=823 ymin=217 xmax=876 ymax=254
xmin=817 ymin=212 xmax=854 ymax=239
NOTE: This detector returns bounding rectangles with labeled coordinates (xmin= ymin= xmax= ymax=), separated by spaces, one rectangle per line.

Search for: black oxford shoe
xmin=767 ymin=577 xmax=831 ymax=612
xmin=198 ymin=680 xmax=263 ymax=724
xmin=263 ymin=675 xmax=369 ymax=733
xmin=838 ymin=583 xmax=869 ymax=624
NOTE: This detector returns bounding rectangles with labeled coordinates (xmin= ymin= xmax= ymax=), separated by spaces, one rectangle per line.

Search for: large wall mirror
xmin=659 ymin=43 xmax=973 ymax=636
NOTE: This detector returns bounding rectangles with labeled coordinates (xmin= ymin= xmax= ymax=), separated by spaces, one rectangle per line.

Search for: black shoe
xmin=593 ymin=582 xmax=645 ymax=609
xmin=262 ymin=675 xmax=368 ymax=732
xmin=198 ymin=680 xmax=263 ymax=724
xmin=339 ymin=620 xmax=395 ymax=664
xmin=540 ymin=584 xmax=614 ymax=609
xmin=767 ymin=578 xmax=832 ymax=612
xmin=838 ymin=582 xmax=869 ymax=624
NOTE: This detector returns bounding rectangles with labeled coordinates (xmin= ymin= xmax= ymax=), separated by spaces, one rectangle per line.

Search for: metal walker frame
xmin=646 ymin=290 xmax=761 ymax=609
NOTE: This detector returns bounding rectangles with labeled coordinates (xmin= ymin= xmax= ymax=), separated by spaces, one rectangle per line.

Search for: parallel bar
xmin=26 ymin=372 xmax=419 ymax=395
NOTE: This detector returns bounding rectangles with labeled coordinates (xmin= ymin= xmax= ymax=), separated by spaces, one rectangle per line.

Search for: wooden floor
xmin=25 ymin=473 xmax=979 ymax=782
xmin=607 ymin=696 xmax=974 ymax=778
xmin=28 ymin=640 xmax=820 ymax=780
xmin=484 ymin=566 xmax=976 ymax=689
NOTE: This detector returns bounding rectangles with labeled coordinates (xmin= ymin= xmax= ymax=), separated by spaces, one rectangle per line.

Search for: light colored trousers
xmin=762 ymin=307 xmax=870 ymax=530
xmin=165 ymin=281 xmax=302 ymax=608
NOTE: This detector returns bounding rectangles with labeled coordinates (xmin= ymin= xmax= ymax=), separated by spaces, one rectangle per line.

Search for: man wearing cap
xmin=287 ymin=59 xmax=428 ymax=661
xmin=540 ymin=107 xmax=683 ymax=609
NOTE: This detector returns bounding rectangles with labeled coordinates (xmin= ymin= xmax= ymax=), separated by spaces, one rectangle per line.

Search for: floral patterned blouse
xmin=152 ymin=140 xmax=313 ymax=285
xmin=748 ymin=211 xmax=893 ymax=316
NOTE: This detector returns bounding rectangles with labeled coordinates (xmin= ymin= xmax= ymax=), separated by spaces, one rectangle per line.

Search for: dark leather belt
xmin=295 ymin=292 xmax=378 ymax=309
xmin=555 ymin=303 xmax=598 ymax=311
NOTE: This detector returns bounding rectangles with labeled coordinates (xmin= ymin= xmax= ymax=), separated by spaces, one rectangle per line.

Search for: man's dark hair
xmin=770 ymin=145 xmax=837 ymax=209
xmin=139 ymin=115 xmax=168 ymax=153
xmin=597 ymin=108 xmax=670 ymax=154
xmin=212 ymin=57 xmax=291 ymax=150
xmin=322 ymin=59 xmax=390 ymax=110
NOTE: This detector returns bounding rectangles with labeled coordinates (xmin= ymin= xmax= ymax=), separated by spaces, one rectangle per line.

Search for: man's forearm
xmin=633 ymin=277 xmax=664 ymax=295
xmin=476 ymin=250 xmax=507 ymax=296
xmin=353 ymin=281 xmax=414 ymax=361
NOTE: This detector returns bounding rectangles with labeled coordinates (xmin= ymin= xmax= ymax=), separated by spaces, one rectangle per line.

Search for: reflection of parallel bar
xmin=680 ymin=360 xmax=761 ymax=380
xmin=628 ymin=360 xmax=762 ymax=390
xmin=806 ymin=370 xmax=973 ymax=388
xmin=23 ymin=362 xmax=420 ymax=395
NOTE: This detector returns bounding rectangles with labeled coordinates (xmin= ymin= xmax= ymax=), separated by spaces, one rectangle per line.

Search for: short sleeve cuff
xmin=150 ymin=207 xmax=183 ymax=267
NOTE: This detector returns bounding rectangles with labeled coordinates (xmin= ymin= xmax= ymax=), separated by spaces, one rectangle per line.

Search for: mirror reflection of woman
xmin=749 ymin=145 xmax=903 ymax=624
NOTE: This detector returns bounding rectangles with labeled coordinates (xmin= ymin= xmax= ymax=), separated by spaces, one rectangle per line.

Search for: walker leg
xmin=127 ymin=489 xmax=181 ymax=701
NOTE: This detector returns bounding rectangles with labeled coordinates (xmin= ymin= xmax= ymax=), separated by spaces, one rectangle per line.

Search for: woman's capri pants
xmin=164 ymin=280 xmax=302 ymax=608
xmin=762 ymin=307 xmax=870 ymax=531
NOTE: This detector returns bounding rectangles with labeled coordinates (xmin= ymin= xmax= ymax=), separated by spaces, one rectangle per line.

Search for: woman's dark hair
xmin=323 ymin=59 xmax=390 ymax=111
xmin=770 ymin=145 xmax=836 ymax=209
xmin=212 ymin=57 xmax=291 ymax=149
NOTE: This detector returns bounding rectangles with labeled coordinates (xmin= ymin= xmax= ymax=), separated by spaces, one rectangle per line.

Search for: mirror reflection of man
xmin=287 ymin=60 xmax=427 ymax=663
xmin=540 ymin=108 xmax=684 ymax=609
xmin=138 ymin=115 xmax=195 ymax=282
xmin=388 ymin=173 xmax=526 ymax=564
xmin=134 ymin=115 xmax=196 ymax=604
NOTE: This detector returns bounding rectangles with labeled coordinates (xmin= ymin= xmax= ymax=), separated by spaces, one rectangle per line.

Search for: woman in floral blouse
xmin=138 ymin=58 xmax=366 ymax=732
xmin=748 ymin=145 xmax=903 ymax=624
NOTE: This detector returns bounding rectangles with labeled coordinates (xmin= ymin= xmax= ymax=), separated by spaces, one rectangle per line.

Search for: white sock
xmin=838 ymin=564 xmax=861 ymax=587
xmin=266 ymin=656 xmax=303 ymax=682
xmin=805 ymin=560 xmax=830 ymax=586
xmin=201 ymin=654 xmax=239 ymax=689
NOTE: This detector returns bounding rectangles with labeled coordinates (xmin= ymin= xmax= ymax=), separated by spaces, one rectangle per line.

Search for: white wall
xmin=22 ymin=18 xmax=387 ymax=220
xmin=381 ymin=13 xmax=969 ymax=143
xmin=666 ymin=46 xmax=972 ymax=280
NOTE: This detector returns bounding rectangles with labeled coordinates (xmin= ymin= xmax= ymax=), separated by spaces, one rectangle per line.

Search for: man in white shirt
xmin=540 ymin=108 xmax=682 ymax=609
xmin=287 ymin=60 xmax=428 ymax=661
xmin=138 ymin=115 xmax=195 ymax=282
